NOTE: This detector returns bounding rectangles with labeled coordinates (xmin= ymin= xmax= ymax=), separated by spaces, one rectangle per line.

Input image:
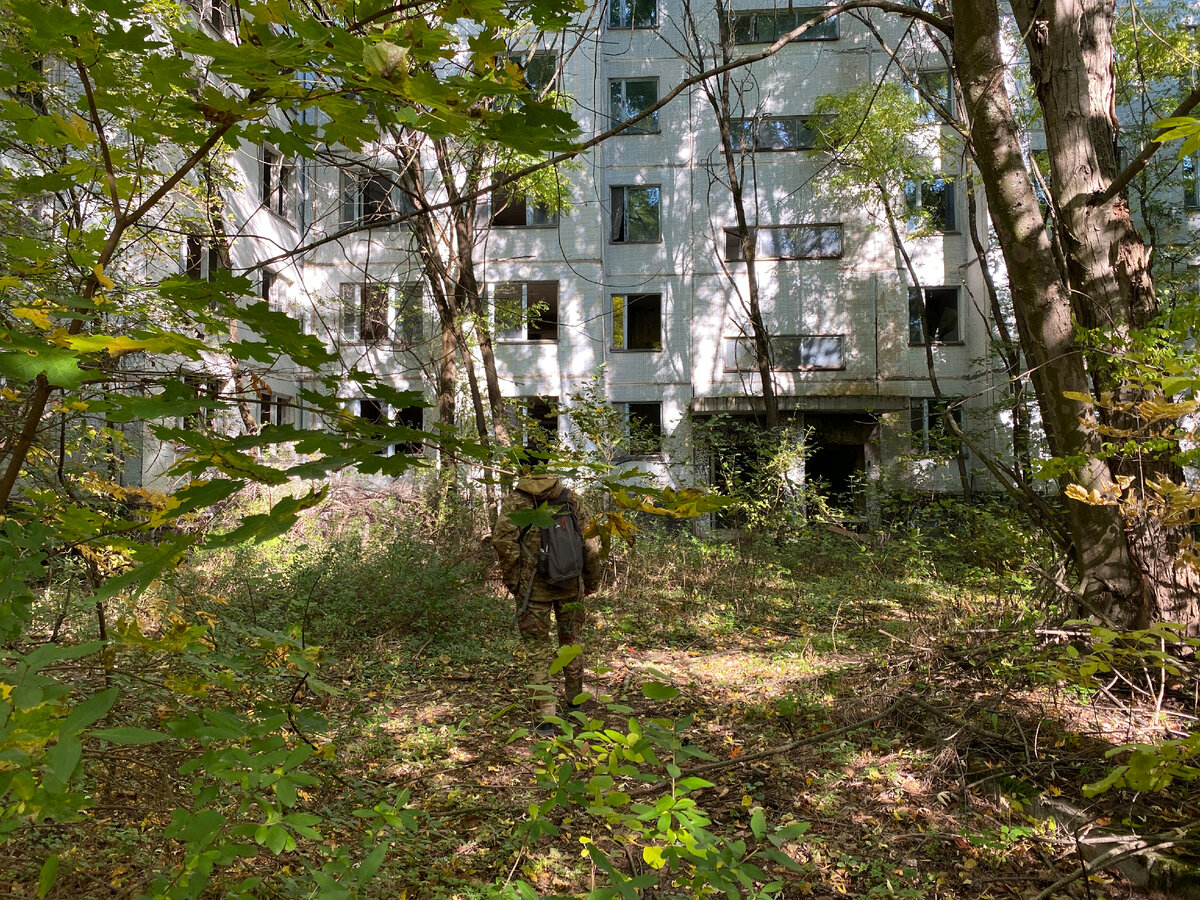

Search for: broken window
xmin=612 ymin=293 xmax=662 ymax=350
xmin=512 ymin=396 xmax=558 ymax=449
xmin=340 ymin=282 xmax=424 ymax=346
xmin=732 ymin=115 xmax=828 ymax=151
xmin=910 ymin=397 xmax=963 ymax=454
xmin=908 ymin=286 xmax=960 ymax=344
xmin=495 ymin=281 xmax=559 ymax=341
xmin=609 ymin=0 xmax=656 ymax=28
xmin=732 ymin=8 xmax=838 ymax=43
xmin=725 ymin=224 xmax=842 ymax=260
xmin=724 ymin=335 xmax=845 ymax=370
xmin=620 ymin=401 xmax=663 ymax=456
xmin=904 ymin=177 xmax=956 ymax=232
xmin=491 ymin=185 xmax=558 ymax=227
xmin=610 ymin=186 xmax=660 ymax=243
xmin=1185 ymin=151 xmax=1199 ymax=211
xmin=610 ymin=78 xmax=659 ymax=133
xmin=185 ymin=235 xmax=225 ymax=282
xmin=914 ymin=69 xmax=954 ymax=123
xmin=258 ymin=391 xmax=293 ymax=427
xmin=340 ymin=169 xmax=412 ymax=228
xmin=261 ymin=145 xmax=295 ymax=221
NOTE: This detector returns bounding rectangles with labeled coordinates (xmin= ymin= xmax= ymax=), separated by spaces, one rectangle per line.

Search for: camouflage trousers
xmin=516 ymin=590 xmax=585 ymax=719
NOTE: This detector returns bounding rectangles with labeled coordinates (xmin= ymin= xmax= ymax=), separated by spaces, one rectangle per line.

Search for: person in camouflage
xmin=492 ymin=474 xmax=602 ymax=732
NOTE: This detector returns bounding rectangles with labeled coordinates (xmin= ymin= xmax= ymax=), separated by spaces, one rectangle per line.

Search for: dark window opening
xmin=394 ymin=405 xmax=424 ymax=455
xmin=908 ymin=286 xmax=960 ymax=344
xmin=910 ymin=397 xmax=964 ymax=454
xmin=1185 ymin=152 xmax=1199 ymax=210
xmin=732 ymin=115 xmax=827 ymax=151
xmin=724 ymin=335 xmax=845 ymax=370
xmin=182 ymin=376 xmax=218 ymax=431
xmin=625 ymin=401 xmax=663 ymax=455
xmin=260 ymin=270 xmax=275 ymax=305
xmin=915 ymin=69 xmax=954 ymax=123
xmin=610 ymin=78 xmax=659 ymax=133
xmin=516 ymin=396 xmax=558 ymax=449
xmin=185 ymin=235 xmax=224 ymax=282
xmin=612 ymin=293 xmax=661 ymax=350
xmin=341 ymin=170 xmax=407 ymax=228
xmin=360 ymin=283 xmax=390 ymax=343
xmin=261 ymin=145 xmax=294 ymax=220
xmin=491 ymin=186 xmax=557 ymax=227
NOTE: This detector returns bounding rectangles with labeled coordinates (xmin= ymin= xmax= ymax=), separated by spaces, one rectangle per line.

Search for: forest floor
xmin=304 ymin=526 xmax=1200 ymax=900
xmin=9 ymin=502 xmax=1200 ymax=900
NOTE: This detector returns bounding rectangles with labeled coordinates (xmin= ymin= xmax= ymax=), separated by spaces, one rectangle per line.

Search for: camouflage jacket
xmin=492 ymin=475 xmax=602 ymax=600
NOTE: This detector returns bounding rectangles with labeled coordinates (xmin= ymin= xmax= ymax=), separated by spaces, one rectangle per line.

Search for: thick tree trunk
xmin=951 ymin=0 xmax=1163 ymax=628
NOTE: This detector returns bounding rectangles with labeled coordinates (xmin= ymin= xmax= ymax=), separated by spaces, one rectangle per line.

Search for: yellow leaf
xmin=92 ymin=265 xmax=115 ymax=290
xmin=12 ymin=307 xmax=53 ymax=330
xmin=55 ymin=112 xmax=95 ymax=146
xmin=0 ymin=682 xmax=11 ymax=700
xmin=1062 ymin=390 xmax=1095 ymax=405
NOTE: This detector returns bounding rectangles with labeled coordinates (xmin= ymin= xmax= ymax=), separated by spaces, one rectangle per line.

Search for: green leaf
xmin=90 ymin=727 xmax=168 ymax=745
xmin=641 ymin=680 xmax=679 ymax=701
xmin=508 ymin=503 xmax=558 ymax=530
xmin=355 ymin=843 xmax=388 ymax=885
xmin=750 ymin=807 xmax=766 ymax=839
xmin=0 ymin=342 xmax=86 ymax=390
xmin=677 ymin=776 xmax=714 ymax=791
xmin=37 ymin=855 xmax=58 ymax=900
xmin=264 ymin=825 xmax=289 ymax=855
xmin=549 ymin=643 xmax=582 ymax=675
xmin=43 ymin=737 xmax=82 ymax=793
xmin=59 ymin=686 xmax=118 ymax=736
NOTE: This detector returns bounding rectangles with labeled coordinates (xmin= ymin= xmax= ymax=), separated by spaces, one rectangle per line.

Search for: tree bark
xmin=951 ymin=0 xmax=1173 ymax=628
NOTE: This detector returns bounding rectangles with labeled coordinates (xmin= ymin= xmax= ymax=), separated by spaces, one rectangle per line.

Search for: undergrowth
xmin=6 ymin=486 xmax=1199 ymax=900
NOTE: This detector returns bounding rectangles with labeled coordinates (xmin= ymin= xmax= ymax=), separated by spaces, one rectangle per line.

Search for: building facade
xmin=131 ymin=0 xmax=1199 ymax=505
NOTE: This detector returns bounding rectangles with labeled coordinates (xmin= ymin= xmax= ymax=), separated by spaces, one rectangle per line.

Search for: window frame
xmin=261 ymin=144 xmax=295 ymax=222
xmin=618 ymin=401 xmax=664 ymax=457
xmin=610 ymin=185 xmax=662 ymax=244
xmin=731 ymin=7 xmax=839 ymax=44
xmin=611 ymin=292 xmax=663 ymax=351
xmin=490 ymin=186 xmax=559 ymax=227
xmin=494 ymin=281 xmax=560 ymax=342
xmin=258 ymin=391 xmax=294 ymax=428
xmin=908 ymin=286 xmax=961 ymax=345
xmin=1184 ymin=151 xmax=1199 ymax=211
xmin=731 ymin=115 xmax=827 ymax=151
xmin=910 ymin=397 xmax=964 ymax=454
xmin=340 ymin=169 xmax=411 ymax=230
xmin=339 ymin=281 xmax=425 ymax=348
xmin=185 ymin=234 xmax=225 ymax=282
xmin=914 ymin=69 xmax=954 ymax=124
xmin=724 ymin=224 xmax=843 ymax=261
xmin=723 ymin=334 xmax=845 ymax=371
xmin=512 ymin=395 xmax=559 ymax=448
xmin=609 ymin=77 xmax=660 ymax=134
xmin=903 ymin=176 xmax=957 ymax=232
xmin=609 ymin=0 xmax=657 ymax=29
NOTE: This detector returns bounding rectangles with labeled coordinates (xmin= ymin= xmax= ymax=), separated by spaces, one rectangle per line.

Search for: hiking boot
xmin=534 ymin=721 xmax=557 ymax=739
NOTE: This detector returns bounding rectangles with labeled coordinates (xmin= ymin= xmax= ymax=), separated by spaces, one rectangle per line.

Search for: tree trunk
xmin=950 ymin=0 xmax=1196 ymax=628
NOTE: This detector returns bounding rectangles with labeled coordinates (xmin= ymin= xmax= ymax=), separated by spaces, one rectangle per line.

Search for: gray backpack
xmin=520 ymin=486 xmax=585 ymax=588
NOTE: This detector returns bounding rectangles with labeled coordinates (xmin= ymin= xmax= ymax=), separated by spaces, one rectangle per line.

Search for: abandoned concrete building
xmin=130 ymin=0 xmax=1199 ymax=508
